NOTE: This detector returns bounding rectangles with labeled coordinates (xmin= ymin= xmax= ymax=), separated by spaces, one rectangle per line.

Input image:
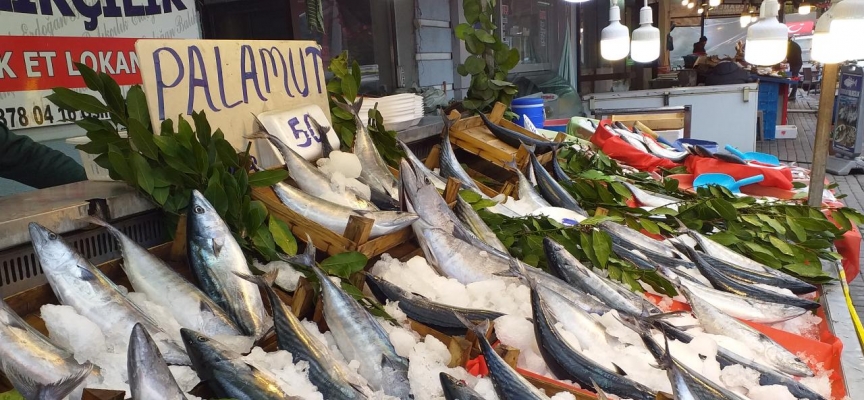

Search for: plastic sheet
xmin=590 ymin=121 xmax=680 ymax=173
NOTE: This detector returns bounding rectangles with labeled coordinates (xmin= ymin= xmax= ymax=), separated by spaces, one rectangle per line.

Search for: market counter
xmin=583 ymin=83 xmax=760 ymax=152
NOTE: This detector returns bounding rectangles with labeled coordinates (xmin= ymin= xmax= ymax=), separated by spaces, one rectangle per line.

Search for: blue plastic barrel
xmin=511 ymin=97 xmax=545 ymax=128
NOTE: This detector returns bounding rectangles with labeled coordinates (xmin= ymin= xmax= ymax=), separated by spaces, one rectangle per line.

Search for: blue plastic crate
xmin=757 ymin=82 xmax=781 ymax=140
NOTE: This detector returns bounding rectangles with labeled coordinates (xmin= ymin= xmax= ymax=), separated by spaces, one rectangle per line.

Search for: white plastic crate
xmin=776 ymin=125 xmax=798 ymax=139
xmin=65 ymin=132 xmax=127 ymax=181
xmin=655 ymin=129 xmax=684 ymax=143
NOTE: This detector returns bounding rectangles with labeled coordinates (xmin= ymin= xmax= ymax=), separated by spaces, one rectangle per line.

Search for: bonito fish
xmin=337 ymin=100 xmax=400 ymax=199
xmin=312 ymin=264 xmax=411 ymax=398
xmin=187 ymin=190 xmax=271 ymax=338
xmin=29 ymin=222 xmax=189 ymax=365
xmin=0 ymin=297 xmax=94 ymax=400
xmin=181 ymin=329 xmax=298 ymax=400
xmin=87 ymin=216 xmax=241 ymax=337
xmin=128 ymin=323 xmax=188 ymax=400
xmin=272 ymin=181 xmax=418 ymax=238
xmin=237 ymin=270 xmax=370 ymax=400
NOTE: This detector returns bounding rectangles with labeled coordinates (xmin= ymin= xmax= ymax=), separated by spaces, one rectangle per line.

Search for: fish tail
xmin=590 ymin=379 xmax=611 ymax=400
xmin=7 ymin=362 xmax=94 ymax=400
xmin=277 ymin=234 xmax=316 ymax=268
xmin=504 ymin=157 xmax=518 ymax=172
xmin=243 ymin=131 xmax=271 ymax=141
xmin=234 ymin=270 xmax=278 ymax=289
xmin=307 ymin=114 xmax=331 ymax=136
xmin=335 ymin=98 xmax=363 ymax=117
xmin=452 ymin=312 xmax=490 ymax=338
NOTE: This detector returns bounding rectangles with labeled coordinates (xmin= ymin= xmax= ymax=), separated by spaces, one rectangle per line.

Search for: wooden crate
xmin=252 ymin=184 xmax=414 ymax=258
xmin=449 ymin=102 xmax=562 ymax=170
xmin=421 ymin=144 xmax=516 ymax=198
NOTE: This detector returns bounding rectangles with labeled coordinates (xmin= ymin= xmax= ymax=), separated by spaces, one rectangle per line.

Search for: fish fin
xmin=439 ymin=109 xmax=456 ymax=135
xmin=647 ymin=310 xmax=691 ymax=320
xmin=611 ymin=362 xmax=628 ymax=376
xmin=233 ymin=270 xmax=279 ymax=289
xmin=504 ymin=157 xmax=518 ymax=172
xmin=76 ymin=264 xmax=98 ymax=281
xmin=380 ymin=353 xmax=406 ymax=371
xmin=523 ymin=143 xmax=537 ymax=153
xmin=7 ymin=362 xmax=93 ymax=400
xmin=452 ymin=312 xmax=490 ymax=338
xmin=590 ymin=379 xmax=610 ymax=400
xmin=659 ymin=334 xmax=673 ymax=370
xmin=211 ymin=238 xmax=224 ymax=257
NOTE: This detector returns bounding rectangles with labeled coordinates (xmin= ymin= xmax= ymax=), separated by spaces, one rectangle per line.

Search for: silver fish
xmin=456 ymin=315 xmax=549 ymax=400
xmin=440 ymin=372 xmax=486 ymax=400
xmin=679 ymin=285 xmax=814 ymax=377
xmin=29 ymin=222 xmax=189 ymax=365
xmin=398 ymin=139 xmax=447 ymax=190
xmin=0 ymin=297 xmax=94 ymax=400
xmin=312 ymin=264 xmax=411 ymax=398
xmin=416 ymin=227 xmax=517 ymax=285
xmin=237 ymin=271 xmax=370 ymax=399
xmin=676 ymin=273 xmax=808 ymax=324
xmin=505 ymin=159 xmax=551 ymax=211
xmin=187 ymin=190 xmax=271 ymax=339
xmin=128 ymin=323 xmax=188 ymax=400
xmin=337 ymin=100 xmax=400 ymax=199
xmin=537 ymin=285 xmax=616 ymax=349
xmin=439 ymin=112 xmax=483 ymax=194
xmin=454 ymin=196 xmax=509 ymax=254
xmin=617 ymin=181 xmax=680 ymax=210
xmin=272 ymin=181 xmax=417 ymax=238
xmin=180 ymin=329 xmax=299 ymax=400
xmin=87 ymin=216 xmax=241 ymax=337
xmin=543 ymin=238 xmax=660 ymax=315
xmin=248 ymin=130 xmax=377 ymax=211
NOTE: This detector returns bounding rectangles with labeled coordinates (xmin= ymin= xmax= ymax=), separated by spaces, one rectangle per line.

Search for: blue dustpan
xmin=724 ymin=145 xmax=780 ymax=166
xmin=693 ymin=173 xmax=765 ymax=193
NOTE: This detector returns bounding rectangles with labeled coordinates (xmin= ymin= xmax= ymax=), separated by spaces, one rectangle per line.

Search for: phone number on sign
xmin=0 ymin=105 xmax=110 ymax=129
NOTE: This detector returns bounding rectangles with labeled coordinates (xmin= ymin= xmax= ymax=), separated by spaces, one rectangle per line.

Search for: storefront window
xmin=499 ymin=0 xmax=556 ymax=72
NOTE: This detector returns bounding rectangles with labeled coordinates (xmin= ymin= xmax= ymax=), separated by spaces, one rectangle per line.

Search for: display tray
xmin=449 ymin=102 xmax=563 ymax=170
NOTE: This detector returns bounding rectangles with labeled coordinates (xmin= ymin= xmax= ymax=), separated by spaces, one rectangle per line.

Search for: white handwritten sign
xmin=135 ymin=39 xmax=331 ymax=152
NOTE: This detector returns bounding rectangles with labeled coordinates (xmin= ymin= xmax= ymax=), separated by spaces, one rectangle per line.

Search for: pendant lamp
xmin=698 ymin=7 xmax=704 ymax=13
xmin=631 ymin=0 xmax=661 ymax=63
xmin=828 ymin=0 xmax=864 ymax=60
xmin=811 ymin=8 xmax=843 ymax=63
xmin=799 ymin=2 xmax=811 ymax=14
xmin=709 ymin=0 xmax=721 ymax=7
xmin=745 ymin=0 xmax=788 ymax=66
xmin=601 ymin=0 xmax=630 ymax=61
xmin=740 ymin=11 xmax=751 ymax=27
xmin=687 ymin=2 xmax=695 ymax=8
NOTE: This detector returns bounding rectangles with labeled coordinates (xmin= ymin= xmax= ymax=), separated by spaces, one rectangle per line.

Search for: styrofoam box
xmin=655 ymin=129 xmax=684 ymax=143
xmin=776 ymin=125 xmax=798 ymax=139
xmin=66 ymin=132 xmax=128 ymax=181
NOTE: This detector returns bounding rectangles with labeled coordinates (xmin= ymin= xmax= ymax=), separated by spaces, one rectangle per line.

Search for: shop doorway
xmin=200 ymin=0 xmax=294 ymax=40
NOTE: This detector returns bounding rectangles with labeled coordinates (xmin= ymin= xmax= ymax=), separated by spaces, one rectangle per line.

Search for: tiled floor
xmin=755 ymin=93 xmax=864 ymax=315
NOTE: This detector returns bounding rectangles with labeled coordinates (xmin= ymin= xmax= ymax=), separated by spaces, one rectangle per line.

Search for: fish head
xmin=187 ymin=190 xmax=232 ymax=242
xmin=439 ymin=372 xmax=471 ymax=397
xmin=128 ymin=323 xmax=160 ymax=369
xmin=763 ymin=340 xmax=814 ymax=377
xmin=180 ymin=328 xmax=237 ymax=374
xmin=28 ymin=223 xmax=85 ymax=277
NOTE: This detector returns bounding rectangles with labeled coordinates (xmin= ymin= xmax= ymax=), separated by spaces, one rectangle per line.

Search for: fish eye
xmin=193 ymin=205 xmax=205 ymax=214
xmin=48 ymin=233 xmax=57 ymax=240
xmin=196 ymin=335 xmax=207 ymax=342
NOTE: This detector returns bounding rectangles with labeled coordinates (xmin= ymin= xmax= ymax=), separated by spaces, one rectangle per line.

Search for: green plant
xmin=455 ymin=0 xmax=520 ymax=112
xmin=327 ymin=51 xmax=404 ymax=167
xmin=47 ymin=63 xmax=297 ymax=261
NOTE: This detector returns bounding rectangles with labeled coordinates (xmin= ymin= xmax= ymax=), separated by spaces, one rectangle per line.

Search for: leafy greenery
xmin=455 ymin=0 xmax=520 ymax=112
xmin=0 ymin=391 xmax=22 ymax=400
xmin=48 ymin=63 xmax=296 ymax=261
xmin=327 ymin=51 xmax=404 ymax=167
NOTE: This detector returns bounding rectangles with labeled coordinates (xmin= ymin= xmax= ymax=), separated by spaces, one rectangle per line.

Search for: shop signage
xmin=833 ymin=66 xmax=864 ymax=158
xmin=0 ymin=1 xmax=198 ymax=131
xmin=135 ymin=40 xmax=331 ymax=150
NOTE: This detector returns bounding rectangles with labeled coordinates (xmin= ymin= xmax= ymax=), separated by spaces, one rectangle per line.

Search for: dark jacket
xmin=0 ymin=123 xmax=87 ymax=189
xmin=788 ymin=40 xmax=803 ymax=68
xmin=704 ymin=62 xmax=750 ymax=86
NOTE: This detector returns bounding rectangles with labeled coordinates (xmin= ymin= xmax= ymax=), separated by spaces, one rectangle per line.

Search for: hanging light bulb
xmin=812 ymin=7 xmax=845 ymax=62
xmin=709 ymin=0 xmax=721 ymax=7
xmin=631 ymin=0 xmax=661 ymax=62
xmin=829 ymin=0 xmax=864 ymax=60
xmin=740 ymin=11 xmax=752 ymax=27
xmin=751 ymin=11 xmax=759 ymax=22
xmin=799 ymin=2 xmax=811 ymax=14
xmin=687 ymin=2 xmax=695 ymax=8
xmin=601 ymin=0 xmax=630 ymax=61
xmin=681 ymin=0 xmax=688 ymax=5
xmin=745 ymin=0 xmax=788 ymax=66
xmin=698 ymin=6 xmax=704 ymax=13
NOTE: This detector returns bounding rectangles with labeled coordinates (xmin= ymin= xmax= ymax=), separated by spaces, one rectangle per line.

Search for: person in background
xmin=787 ymin=37 xmax=803 ymax=101
xmin=0 ymin=123 xmax=87 ymax=189
xmin=692 ymin=36 xmax=708 ymax=55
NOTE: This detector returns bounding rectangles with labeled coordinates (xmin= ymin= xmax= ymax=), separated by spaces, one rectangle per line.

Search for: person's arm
xmin=0 ymin=123 xmax=88 ymax=188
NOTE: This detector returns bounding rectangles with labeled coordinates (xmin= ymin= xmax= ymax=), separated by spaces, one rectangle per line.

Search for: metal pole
xmin=808 ymin=63 xmax=840 ymax=207
xmin=700 ymin=12 xmax=706 ymax=37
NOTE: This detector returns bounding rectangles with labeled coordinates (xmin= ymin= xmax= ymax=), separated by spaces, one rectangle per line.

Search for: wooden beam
xmin=808 ymin=63 xmax=840 ymax=207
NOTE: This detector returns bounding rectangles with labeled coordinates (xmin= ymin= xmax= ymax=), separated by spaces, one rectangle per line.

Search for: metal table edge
xmin=821 ymin=258 xmax=864 ymax=396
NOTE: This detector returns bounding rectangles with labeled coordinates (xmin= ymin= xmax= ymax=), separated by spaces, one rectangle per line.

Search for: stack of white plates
xmin=359 ymin=93 xmax=424 ymax=131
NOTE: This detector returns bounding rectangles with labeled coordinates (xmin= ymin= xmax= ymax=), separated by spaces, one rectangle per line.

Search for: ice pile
xmin=252 ymin=259 xmax=304 ymax=292
xmin=241 ymin=347 xmax=324 ymax=399
xmin=371 ymin=254 xmax=531 ymax=318
xmin=39 ymin=289 xmax=254 ymax=398
xmin=317 ymin=151 xmax=372 ymax=201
